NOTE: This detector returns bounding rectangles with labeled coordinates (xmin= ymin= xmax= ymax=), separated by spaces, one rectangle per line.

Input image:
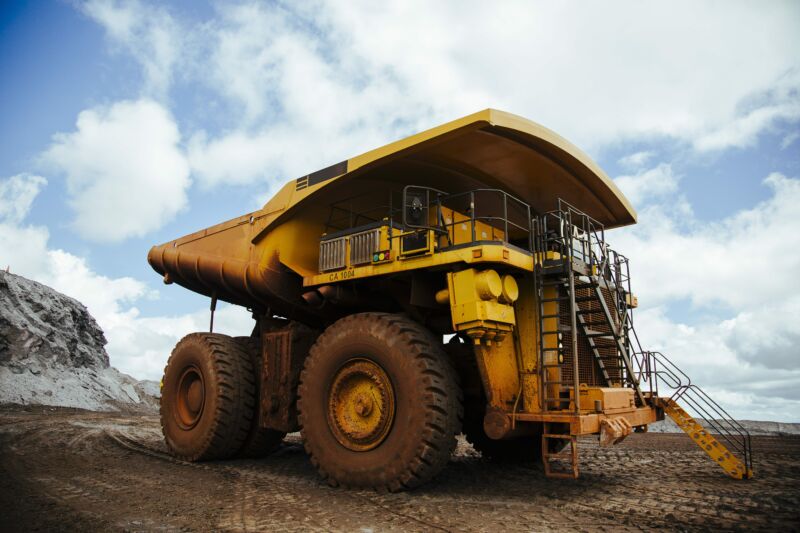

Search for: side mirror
xmin=402 ymin=186 xmax=445 ymax=229
xmin=406 ymin=192 xmax=426 ymax=227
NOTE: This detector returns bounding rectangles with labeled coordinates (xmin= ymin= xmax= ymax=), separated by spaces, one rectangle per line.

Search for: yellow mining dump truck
xmin=149 ymin=109 xmax=753 ymax=489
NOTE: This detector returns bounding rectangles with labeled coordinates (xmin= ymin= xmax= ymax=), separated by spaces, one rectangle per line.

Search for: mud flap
xmin=599 ymin=417 xmax=633 ymax=447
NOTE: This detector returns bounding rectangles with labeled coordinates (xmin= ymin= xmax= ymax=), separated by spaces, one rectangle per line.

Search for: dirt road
xmin=0 ymin=405 xmax=797 ymax=532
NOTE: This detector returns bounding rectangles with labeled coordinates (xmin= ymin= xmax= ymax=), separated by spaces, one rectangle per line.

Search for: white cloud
xmin=614 ymin=163 xmax=680 ymax=205
xmin=618 ymin=151 xmax=655 ymax=170
xmin=194 ymin=1 xmax=800 ymax=187
xmin=0 ymin=174 xmax=47 ymax=224
xmin=608 ymin=169 xmax=800 ymax=419
xmin=694 ymin=101 xmax=800 ymax=152
xmin=780 ymin=131 xmax=799 ymax=150
xmin=82 ymin=1 xmax=800 ymax=188
xmin=632 ymin=306 xmax=800 ymax=421
xmin=725 ymin=296 xmax=800 ymax=372
xmin=0 ymin=174 xmax=253 ymax=380
xmin=614 ymin=172 xmax=800 ymax=310
xmin=108 ymin=304 xmax=253 ymax=379
xmin=320 ymin=1 xmax=800 ymax=151
xmin=81 ymin=0 xmax=180 ymax=98
xmin=42 ymin=99 xmax=190 ymax=242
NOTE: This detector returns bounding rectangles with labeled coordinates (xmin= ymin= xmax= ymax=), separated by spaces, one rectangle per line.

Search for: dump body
xmin=148 ymin=108 xmax=634 ymax=320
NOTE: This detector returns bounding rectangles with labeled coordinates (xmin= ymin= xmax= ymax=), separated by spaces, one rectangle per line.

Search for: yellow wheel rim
xmin=327 ymin=358 xmax=395 ymax=451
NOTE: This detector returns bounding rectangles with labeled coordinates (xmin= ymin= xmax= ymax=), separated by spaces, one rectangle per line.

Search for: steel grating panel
xmin=559 ymin=285 xmax=623 ymax=386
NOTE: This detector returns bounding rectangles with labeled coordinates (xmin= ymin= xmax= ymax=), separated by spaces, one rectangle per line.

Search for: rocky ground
xmin=0 ymin=405 xmax=798 ymax=532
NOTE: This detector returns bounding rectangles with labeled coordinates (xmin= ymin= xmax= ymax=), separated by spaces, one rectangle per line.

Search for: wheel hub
xmin=175 ymin=366 xmax=205 ymax=429
xmin=327 ymin=358 xmax=395 ymax=451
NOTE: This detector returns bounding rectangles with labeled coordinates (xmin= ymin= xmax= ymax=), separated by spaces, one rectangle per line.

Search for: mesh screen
xmin=558 ymin=285 xmax=623 ymax=386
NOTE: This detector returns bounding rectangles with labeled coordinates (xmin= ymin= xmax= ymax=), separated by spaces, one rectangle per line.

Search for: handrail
xmin=402 ymin=185 xmax=534 ymax=250
xmin=634 ymin=350 xmax=754 ymax=475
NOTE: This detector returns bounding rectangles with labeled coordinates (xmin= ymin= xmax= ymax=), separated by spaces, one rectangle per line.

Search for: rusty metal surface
xmin=326 ymin=358 xmax=395 ymax=451
xmin=260 ymin=324 xmax=319 ymax=432
xmin=599 ymin=417 xmax=633 ymax=447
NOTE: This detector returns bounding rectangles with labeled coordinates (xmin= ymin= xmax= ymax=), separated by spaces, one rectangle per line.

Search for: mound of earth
xmin=0 ymin=270 xmax=158 ymax=412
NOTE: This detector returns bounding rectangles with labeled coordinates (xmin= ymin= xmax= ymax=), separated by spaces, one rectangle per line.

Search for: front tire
xmin=298 ymin=313 xmax=463 ymax=491
xmin=160 ymin=333 xmax=255 ymax=461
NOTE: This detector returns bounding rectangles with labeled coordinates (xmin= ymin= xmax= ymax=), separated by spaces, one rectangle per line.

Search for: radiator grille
xmin=559 ymin=286 xmax=623 ymax=386
xmin=349 ymin=229 xmax=380 ymax=266
xmin=319 ymin=237 xmax=346 ymax=272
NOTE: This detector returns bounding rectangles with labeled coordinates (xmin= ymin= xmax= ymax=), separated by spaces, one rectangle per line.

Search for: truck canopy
xmin=264 ymin=108 xmax=636 ymax=232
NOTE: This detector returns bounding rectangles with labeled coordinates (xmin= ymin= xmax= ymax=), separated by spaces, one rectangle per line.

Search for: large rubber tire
xmin=233 ymin=336 xmax=286 ymax=458
xmin=298 ymin=313 xmax=463 ymax=492
xmin=160 ymin=333 xmax=255 ymax=461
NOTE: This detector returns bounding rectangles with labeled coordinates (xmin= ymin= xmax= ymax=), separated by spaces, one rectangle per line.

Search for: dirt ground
xmin=0 ymin=405 xmax=797 ymax=532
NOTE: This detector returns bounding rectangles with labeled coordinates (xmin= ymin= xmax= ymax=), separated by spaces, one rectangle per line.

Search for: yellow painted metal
xmin=540 ymin=284 xmax=562 ymax=410
xmin=577 ymin=386 xmax=635 ymax=414
xmin=513 ymin=275 xmax=540 ymax=414
xmin=243 ymin=108 xmax=635 ymax=255
xmin=446 ymin=268 xmax=516 ymax=344
xmin=327 ymin=358 xmax=396 ymax=452
xmin=513 ymin=406 xmax=661 ymax=435
xmin=473 ymin=342 xmax=521 ymax=411
xmin=474 ymin=270 xmax=503 ymax=300
xmin=304 ymin=242 xmax=533 ymax=287
xmin=437 ymin=205 xmax=506 ymax=247
xmin=149 ymin=109 xmax=635 ymax=316
xmin=660 ymin=398 xmax=753 ymax=479
xmin=499 ymin=275 xmax=519 ymax=304
xmin=341 ymin=109 xmax=636 ymax=229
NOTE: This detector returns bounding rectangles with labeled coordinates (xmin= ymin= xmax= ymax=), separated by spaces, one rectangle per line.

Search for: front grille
xmin=349 ymin=229 xmax=380 ymax=265
xmin=319 ymin=237 xmax=346 ymax=271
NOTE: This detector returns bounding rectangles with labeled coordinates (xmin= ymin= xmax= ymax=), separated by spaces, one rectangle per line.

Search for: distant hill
xmin=648 ymin=416 xmax=800 ymax=436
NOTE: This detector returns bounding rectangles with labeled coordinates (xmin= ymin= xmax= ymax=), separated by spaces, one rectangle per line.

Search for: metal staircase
xmin=633 ymin=349 xmax=754 ymax=479
xmin=533 ymin=199 xmax=754 ymax=480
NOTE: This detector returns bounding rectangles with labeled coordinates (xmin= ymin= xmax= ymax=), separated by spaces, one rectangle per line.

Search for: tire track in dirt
xmin=1 ymin=406 xmax=799 ymax=531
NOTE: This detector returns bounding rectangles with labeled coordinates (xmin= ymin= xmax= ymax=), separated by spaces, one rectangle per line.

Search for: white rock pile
xmin=0 ymin=270 xmax=158 ymax=411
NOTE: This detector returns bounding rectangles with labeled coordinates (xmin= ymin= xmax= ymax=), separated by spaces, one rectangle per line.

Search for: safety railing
xmin=633 ymin=348 xmax=753 ymax=475
xmin=402 ymin=185 xmax=533 ymax=251
xmin=534 ymin=200 xmax=604 ymax=265
xmin=532 ymin=200 xmax=633 ymax=335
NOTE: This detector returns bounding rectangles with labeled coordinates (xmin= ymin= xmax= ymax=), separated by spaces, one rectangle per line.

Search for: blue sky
xmin=1 ymin=0 xmax=799 ymax=421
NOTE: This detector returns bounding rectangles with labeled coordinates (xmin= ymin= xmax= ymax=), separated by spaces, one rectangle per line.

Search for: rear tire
xmin=160 ymin=333 xmax=255 ymax=461
xmin=298 ymin=313 xmax=463 ymax=491
xmin=233 ymin=336 xmax=286 ymax=458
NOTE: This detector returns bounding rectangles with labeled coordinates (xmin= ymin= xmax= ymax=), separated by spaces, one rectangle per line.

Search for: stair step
xmin=661 ymin=398 xmax=753 ymax=479
xmin=584 ymin=332 xmax=614 ymax=338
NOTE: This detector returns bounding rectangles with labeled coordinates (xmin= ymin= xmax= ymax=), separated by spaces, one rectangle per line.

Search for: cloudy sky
xmin=1 ymin=1 xmax=798 ymax=421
